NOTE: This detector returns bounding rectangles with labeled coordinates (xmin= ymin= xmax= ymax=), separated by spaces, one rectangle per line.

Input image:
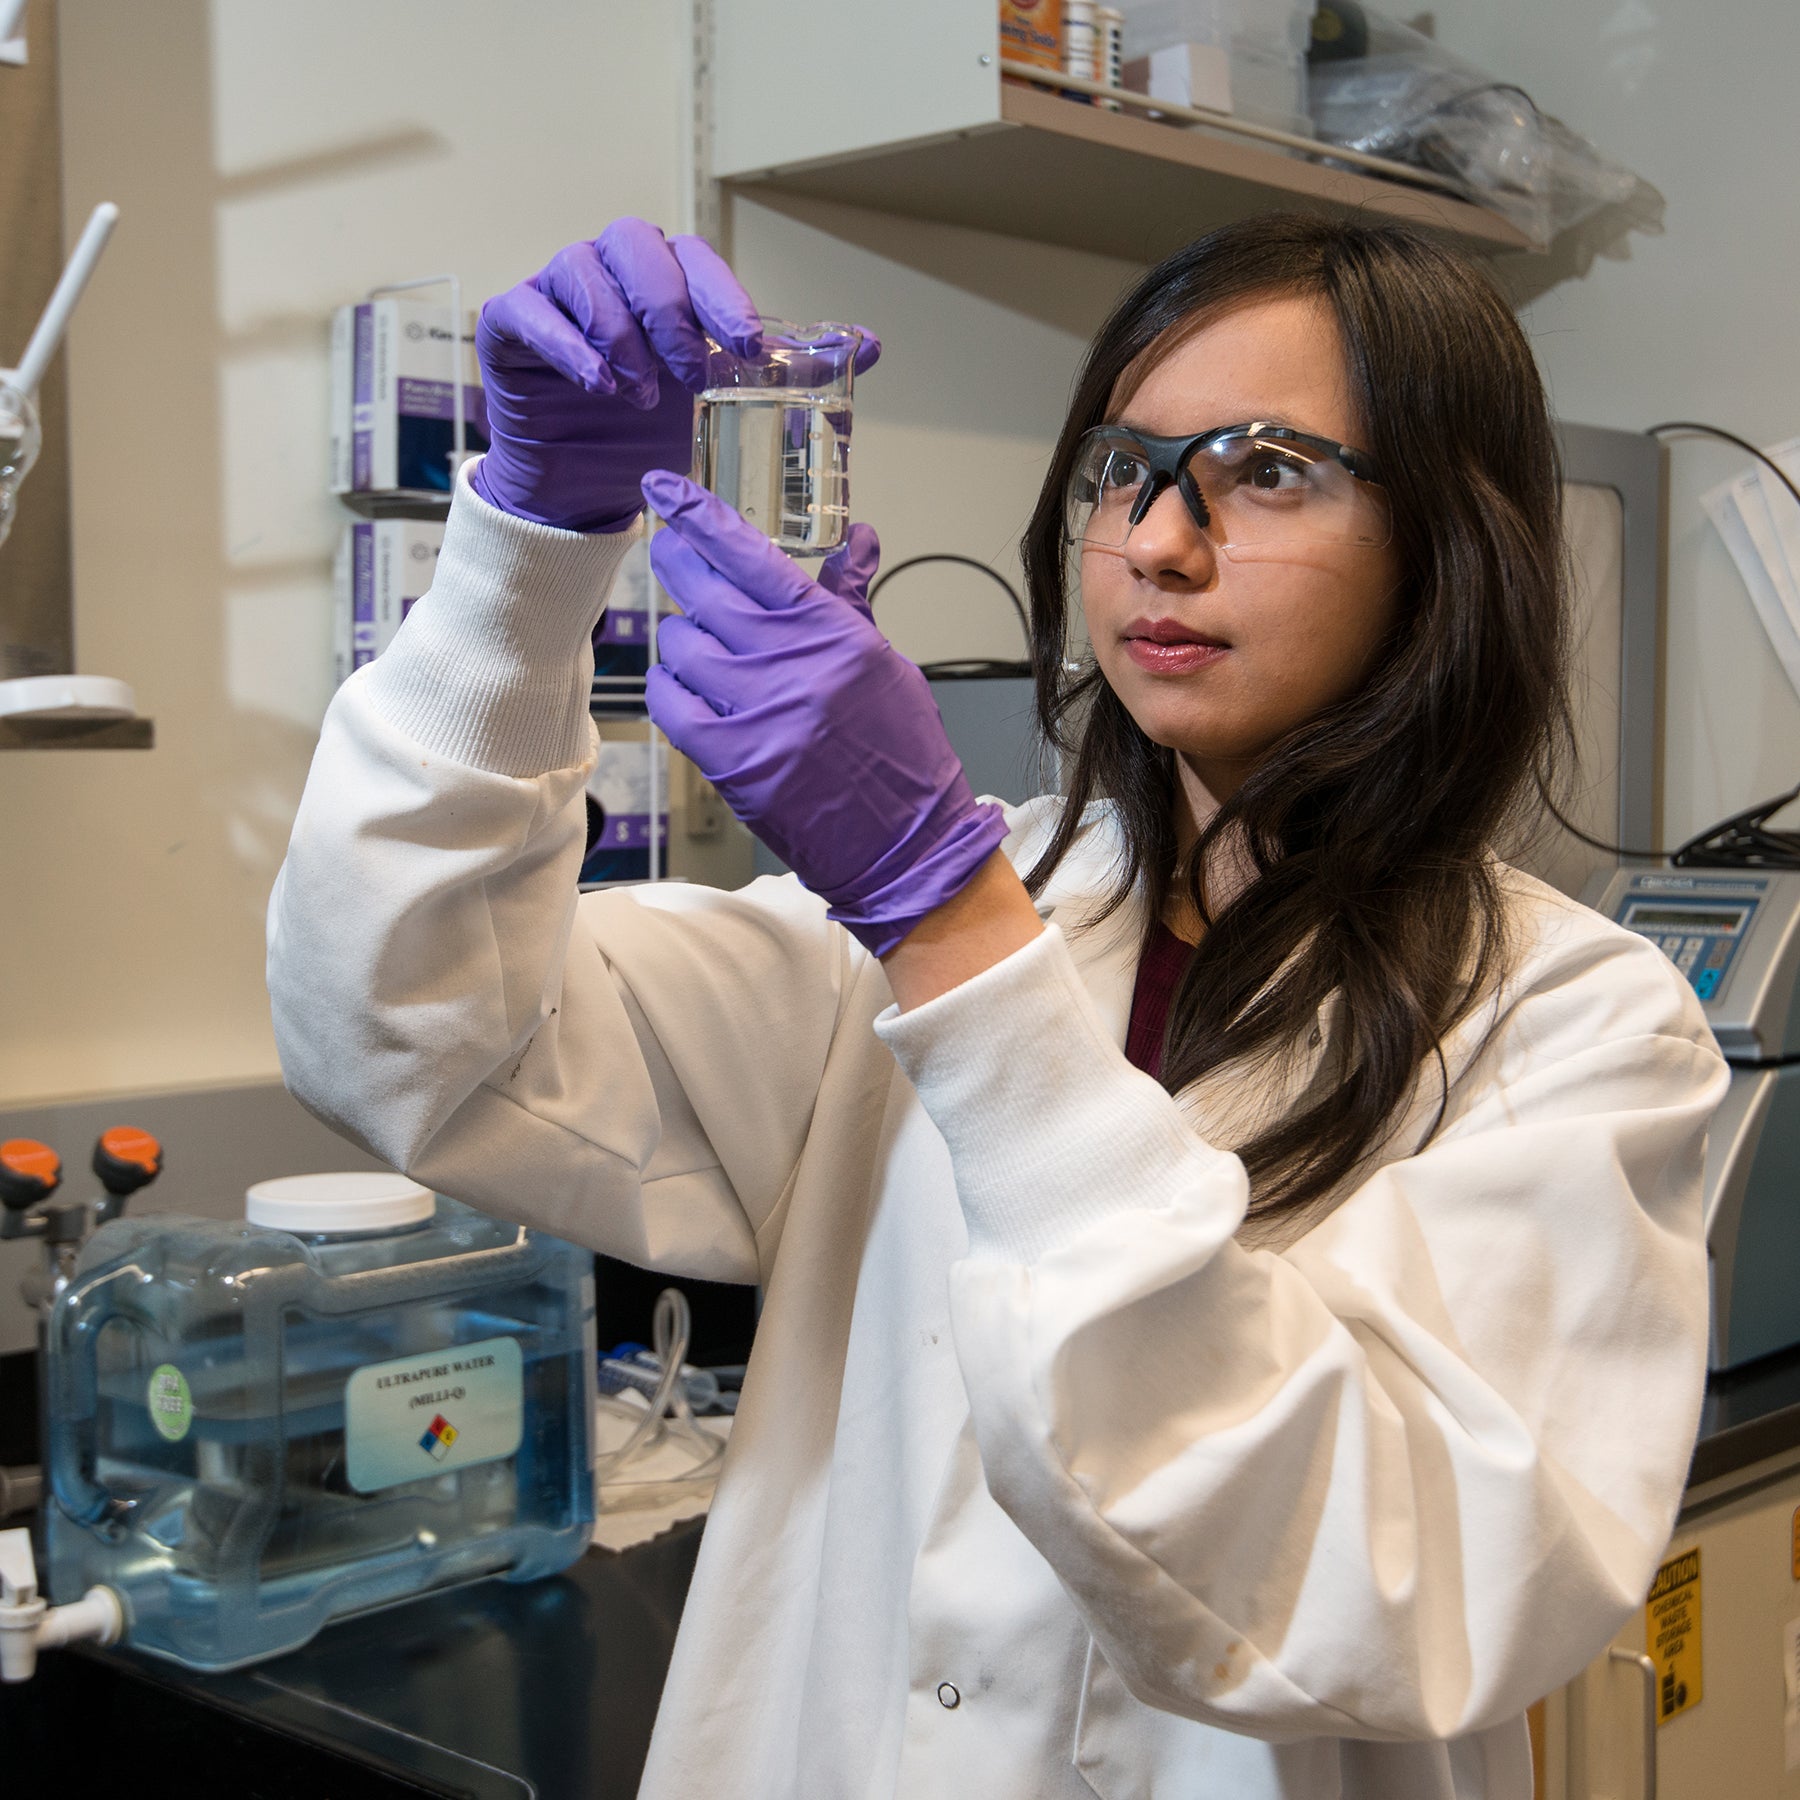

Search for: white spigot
xmin=0 ymin=1526 xmax=122 ymax=1682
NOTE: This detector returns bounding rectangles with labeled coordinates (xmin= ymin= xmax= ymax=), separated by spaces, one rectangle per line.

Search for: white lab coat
xmin=268 ymin=468 xmax=1728 ymax=1800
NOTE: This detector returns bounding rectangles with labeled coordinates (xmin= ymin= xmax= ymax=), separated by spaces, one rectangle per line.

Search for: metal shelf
xmin=722 ymin=78 xmax=1534 ymax=268
xmin=0 ymin=714 xmax=152 ymax=750
xmin=336 ymin=490 xmax=452 ymax=523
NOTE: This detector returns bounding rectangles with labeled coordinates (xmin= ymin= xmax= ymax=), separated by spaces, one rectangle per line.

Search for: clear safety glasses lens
xmin=1065 ymin=426 xmax=1392 ymax=562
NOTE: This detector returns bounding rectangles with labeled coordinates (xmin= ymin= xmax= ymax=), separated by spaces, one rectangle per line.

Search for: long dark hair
xmin=1022 ymin=213 xmax=1572 ymax=1231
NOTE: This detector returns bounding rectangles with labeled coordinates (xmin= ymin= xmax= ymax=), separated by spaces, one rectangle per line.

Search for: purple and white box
xmin=580 ymin=735 xmax=670 ymax=884
xmin=332 ymin=519 xmax=444 ymax=684
xmin=591 ymin=533 xmax=653 ymax=716
xmin=329 ymin=298 xmax=489 ymax=499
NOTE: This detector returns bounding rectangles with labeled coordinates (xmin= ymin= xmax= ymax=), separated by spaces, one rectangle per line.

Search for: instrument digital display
xmin=1614 ymin=885 xmax=1766 ymax=1003
xmin=1623 ymin=905 xmax=1749 ymax=934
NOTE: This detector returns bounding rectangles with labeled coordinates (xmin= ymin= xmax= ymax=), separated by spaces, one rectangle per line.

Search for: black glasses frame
xmin=1069 ymin=419 xmax=1386 ymax=540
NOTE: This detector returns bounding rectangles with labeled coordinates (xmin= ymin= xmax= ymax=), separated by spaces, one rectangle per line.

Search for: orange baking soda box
xmin=999 ymin=0 xmax=1064 ymax=71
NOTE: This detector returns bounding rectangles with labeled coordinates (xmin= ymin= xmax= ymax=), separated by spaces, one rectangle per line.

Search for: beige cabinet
xmin=1543 ymin=1445 xmax=1800 ymax=1799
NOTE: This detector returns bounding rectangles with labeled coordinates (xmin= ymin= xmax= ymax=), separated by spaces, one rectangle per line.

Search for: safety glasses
xmin=1066 ymin=421 xmax=1391 ymax=563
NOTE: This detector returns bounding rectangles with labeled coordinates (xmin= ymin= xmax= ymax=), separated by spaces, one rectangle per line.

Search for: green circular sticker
xmin=147 ymin=1364 xmax=192 ymax=1442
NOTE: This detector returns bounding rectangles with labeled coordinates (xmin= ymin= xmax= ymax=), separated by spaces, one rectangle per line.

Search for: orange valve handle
xmin=93 ymin=1126 xmax=162 ymax=1197
xmin=0 ymin=1138 xmax=62 ymax=1212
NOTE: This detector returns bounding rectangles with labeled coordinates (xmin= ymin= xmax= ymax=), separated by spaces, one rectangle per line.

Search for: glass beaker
xmin=692 ymin=320 xmax=864 ymax=557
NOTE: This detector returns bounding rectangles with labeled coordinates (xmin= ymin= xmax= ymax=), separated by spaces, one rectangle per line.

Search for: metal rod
xmin=368 ymin=273 xmax=470 ymax=484
xmin=1609 ymin=1647 xmax=1659 ymax=1800
xmin=997 ymin=58 xmax=1470 ymax=199
xmin=9 ymin=203 xmax=119 ymax=398
xmin=647 ymin=522 xmax=665 ymax=883
xmin=449 ymin=274 xmax=465 ymax=474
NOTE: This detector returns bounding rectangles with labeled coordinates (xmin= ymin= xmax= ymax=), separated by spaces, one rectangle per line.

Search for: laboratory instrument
xmin=692 ymin=319 xmax=865 ymax=558
xmin=0 ymin=200 xmax=114 ymax=557
xmin=33 ymin=1173 xmax=596 ymax=1672
xmin=0 ymin=199 xmax=144 ymax=738
xmin=0 ymin=1130 xmax=162 ymax=1681
xmin=1586 ymin=866 xmax=1800 ymax=1369
xmin=0 ymin=382 xmax=37 ymax=552
xmin=1 ymin=1128 xmax=163 ymax=1316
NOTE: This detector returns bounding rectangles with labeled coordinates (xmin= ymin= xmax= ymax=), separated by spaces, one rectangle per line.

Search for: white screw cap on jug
xmin=245 ymin=1172 xmax=434 ymax=1233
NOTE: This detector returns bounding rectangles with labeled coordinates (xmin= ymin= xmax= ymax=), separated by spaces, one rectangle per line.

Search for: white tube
xmin=648 ymin=518 xmax=665 ymax=883
xmin=35 ymin=1585 xmax=123 ymax=1654
xmin=11 ymin=202 xmax=119 ymax=398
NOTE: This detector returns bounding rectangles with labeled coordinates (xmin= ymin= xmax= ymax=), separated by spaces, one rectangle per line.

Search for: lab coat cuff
xmin=875 ymin=925 xmax=1245 ymax=1262
xmin=358 ymin=459 xmax=636 ymax=778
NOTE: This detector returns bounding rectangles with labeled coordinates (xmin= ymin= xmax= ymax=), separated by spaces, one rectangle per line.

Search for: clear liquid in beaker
xmin=694 ymin=388 xmax=850 ymax=557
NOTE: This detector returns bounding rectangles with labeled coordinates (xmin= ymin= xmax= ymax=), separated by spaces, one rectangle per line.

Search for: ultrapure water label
xmin=344 ymin=1335 xmax=523 ymax=1494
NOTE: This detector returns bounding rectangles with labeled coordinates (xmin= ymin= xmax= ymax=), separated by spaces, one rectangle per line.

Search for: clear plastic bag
xmin=1306 ymin=4 xmax=1662 ymax=249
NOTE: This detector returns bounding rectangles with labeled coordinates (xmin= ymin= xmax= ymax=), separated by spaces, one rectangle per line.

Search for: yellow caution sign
xmin=1645 ymin=1548 xmax=1703 ymax=1725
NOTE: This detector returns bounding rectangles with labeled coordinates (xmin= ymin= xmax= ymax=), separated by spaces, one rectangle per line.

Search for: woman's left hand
xmin=643 ymin=472 xmax=1008 ymax=957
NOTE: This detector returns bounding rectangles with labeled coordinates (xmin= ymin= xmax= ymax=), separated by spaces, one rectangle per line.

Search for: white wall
xmin=1428 ymin=0 xmax=1800 ymax=847
xmin=0 ymin=0 xmax=687 ymax=1105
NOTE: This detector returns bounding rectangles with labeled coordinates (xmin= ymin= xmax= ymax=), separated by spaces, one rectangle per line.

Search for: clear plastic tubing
xmin=692 ymin=318 xmax=866 ymax=558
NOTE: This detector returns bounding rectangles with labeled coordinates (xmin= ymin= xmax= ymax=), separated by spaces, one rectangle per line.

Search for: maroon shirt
xmin=1125 ymin=920 xmax=1197 ymax=1079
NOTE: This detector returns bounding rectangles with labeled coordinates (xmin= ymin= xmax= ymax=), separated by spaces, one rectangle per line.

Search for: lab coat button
xmin=937 ymin=1682 xmax=961 ymax=1709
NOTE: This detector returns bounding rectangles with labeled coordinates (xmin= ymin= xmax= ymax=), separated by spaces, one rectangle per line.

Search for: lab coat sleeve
xmin=874 ymin=915 xmax=1728 ymax=1742
xmin=267 ymin=465 xmax=853 ymax=1283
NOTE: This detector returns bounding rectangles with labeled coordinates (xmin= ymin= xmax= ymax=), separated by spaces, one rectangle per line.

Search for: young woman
xmin=270 ymin=213 xmax=1726 ymax=1799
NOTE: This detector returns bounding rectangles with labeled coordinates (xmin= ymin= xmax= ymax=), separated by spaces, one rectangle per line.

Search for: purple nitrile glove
xmin=471 ymin=220 xmax=881 ymax=535
xmin=642 ymin=472 xmax=1008 ymax=958
xmin=473 ymin=221 xmax=754 ymax=533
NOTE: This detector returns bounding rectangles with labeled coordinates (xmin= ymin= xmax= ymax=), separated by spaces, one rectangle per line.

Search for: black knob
xmin=93 ymin=1126 xmax=162 ymax=1199
xmin=0 ymin=1139 xmax=61 ymax=1212
xmin=41 ymin=1201 xmax=89 ymax=1246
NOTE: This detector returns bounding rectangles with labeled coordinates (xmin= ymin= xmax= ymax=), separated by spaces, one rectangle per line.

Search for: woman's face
xmin=1078 ymin=293 xmax=1404 ymax=803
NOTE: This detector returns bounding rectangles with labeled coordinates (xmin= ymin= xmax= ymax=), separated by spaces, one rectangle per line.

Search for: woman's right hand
xmin=470 ymin=219 xmax=764 ymax=535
